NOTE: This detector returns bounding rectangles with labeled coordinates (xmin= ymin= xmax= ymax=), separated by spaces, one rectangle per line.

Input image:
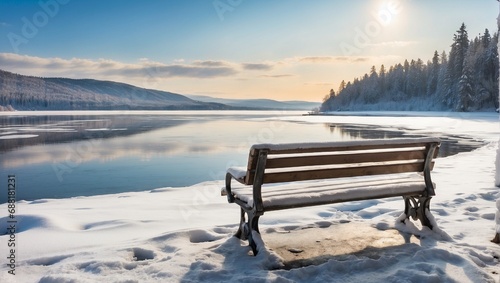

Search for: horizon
xmin=0 ymin=0 xmax=497 ymax=102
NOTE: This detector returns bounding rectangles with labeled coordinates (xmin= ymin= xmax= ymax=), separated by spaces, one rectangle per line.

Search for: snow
xmin=226 ymin=166 xmax=247 ymax=180
xmin=251 ymin=136 xmax=440 ymax=151
xmin=231 ymin=173 xmax=429 ymax=210
xmin=1 ymin=112 xmax=500 ymax=282
xmin=0 ymin=134 xmax=38 ymax=139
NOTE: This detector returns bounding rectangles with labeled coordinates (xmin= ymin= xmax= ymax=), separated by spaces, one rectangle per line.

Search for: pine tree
xmin=369 ymin=66 xmax=378 ymax=78
xmin=338 ymin=80 xmax=346 ymax=94
xmin=457 ymin=65 xmax=474 ymax=111
xmin=379 ymin=65 xmax=387 ymax=94
xmin=427 ymin=51 xmax=440 ymax=95
xmin=454 ymin=23 xmax=469 ymax=77
xmin=482 ymin=28 xmax=491 ymax=49
xmin=444 ymin=23 xmax=469 ymax=109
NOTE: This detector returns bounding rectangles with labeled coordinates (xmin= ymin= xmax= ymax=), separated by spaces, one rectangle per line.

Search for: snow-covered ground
xmin=1 ymin=112 xmax=500 ymax=282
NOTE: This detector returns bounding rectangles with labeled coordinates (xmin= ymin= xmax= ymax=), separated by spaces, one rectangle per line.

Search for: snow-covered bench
xmin=221 ymin=137 xmax=441 ymax=255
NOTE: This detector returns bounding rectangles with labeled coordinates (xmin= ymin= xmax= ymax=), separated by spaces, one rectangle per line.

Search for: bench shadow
xmin=279 ymin=240 xmax=418 ymax=270
xmin=178 ymin=222 xmax=459 ymax=282
xmin=262 ymin=221 xmax=431 ymax=270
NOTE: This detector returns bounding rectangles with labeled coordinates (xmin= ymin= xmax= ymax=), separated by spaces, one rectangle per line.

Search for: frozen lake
xmin=0 ymin=111 xmax=486 ymax=203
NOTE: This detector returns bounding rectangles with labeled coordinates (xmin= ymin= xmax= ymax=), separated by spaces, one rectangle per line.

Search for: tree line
xmin=321 ymin=23 xmax=499 ymax=112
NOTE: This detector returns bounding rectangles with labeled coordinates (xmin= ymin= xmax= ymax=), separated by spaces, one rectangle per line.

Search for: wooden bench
xmin=221 ymin=137 xmax=441 ymax=255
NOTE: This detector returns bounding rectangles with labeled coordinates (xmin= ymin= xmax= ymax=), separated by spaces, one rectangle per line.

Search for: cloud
xmin=0 ymin=53 xmax=238 ymax=79
xmin=113 ymin=65 xmax=237 ymax=78
xmin=298 ymin=56 xmax=336 ymax=63
xmin=0 ymin=53 xmax=110 ymax=71
xmin=296 ymin=56 xmax=370 ymax=63
xmin=259 ymin=74 xmax=294 ymax=78
xmin=242 ymin=63 xmax=273 ymax=71
xmin=0 ymin=22 xmax=9 ymax=28
xmin=350 ymin=57 xmax=369 ymax=63
xmin=366 ymin=41 xmax=418 ymax=48
xmin=193 ymin=60 xmax=229 ymax=67
xmin=303 ymin=82 xmax=333 ymax=86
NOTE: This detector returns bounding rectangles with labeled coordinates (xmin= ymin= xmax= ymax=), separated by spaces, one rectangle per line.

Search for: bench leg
xmin=234 ymin=207 xmax=261 ymax=255
xmin=235 ymin=208 xmax=246 ymax=239
xmin=247 ymin=213 xmax=260 ymax=256
xmin=492 ymin=233 xmax=500 ymax=244
xmin=403 ymin=196 xmax=433 ymax=230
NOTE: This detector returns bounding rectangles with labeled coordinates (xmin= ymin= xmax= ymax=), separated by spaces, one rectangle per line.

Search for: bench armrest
xmin=224 ymin=171 xmax=239 ymax=203
xmin=222 ymin=151 xmax=267 ymax=214
xmin=223 ymin=167 xmax=247 ymax=199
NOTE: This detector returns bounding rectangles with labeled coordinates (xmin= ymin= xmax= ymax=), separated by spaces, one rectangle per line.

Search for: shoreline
xmin=306 ymin=110 xmax=498 ymax=118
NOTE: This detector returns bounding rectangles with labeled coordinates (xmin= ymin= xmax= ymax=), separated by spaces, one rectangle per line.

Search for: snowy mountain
xmin=187 ymin=94 xmax=320 ymax=110
xmin=0 ymin=69 xmax=230 ymax=110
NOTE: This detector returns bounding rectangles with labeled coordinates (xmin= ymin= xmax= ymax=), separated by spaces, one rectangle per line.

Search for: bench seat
xmin=228 ymin=173 xmax=431 ymax=211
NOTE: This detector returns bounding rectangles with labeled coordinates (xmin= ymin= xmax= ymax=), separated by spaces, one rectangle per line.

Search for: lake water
xmin=0 ymin=111 xmax=485 ymax=203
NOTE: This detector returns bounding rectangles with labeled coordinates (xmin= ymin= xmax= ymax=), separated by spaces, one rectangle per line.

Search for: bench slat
xmin=264 ymin=183 xmax=425 ymax=211
xmin=261 ymin=161 xmax=432 ymax=184
xmin=265 ymin=149 xmax=427 ymax=169
xmin=251 ymin=138 xmax=440 ymax=155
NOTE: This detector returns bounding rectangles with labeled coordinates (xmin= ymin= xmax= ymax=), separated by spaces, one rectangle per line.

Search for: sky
xmin=0 ymin=0 xmax=498 ymax=102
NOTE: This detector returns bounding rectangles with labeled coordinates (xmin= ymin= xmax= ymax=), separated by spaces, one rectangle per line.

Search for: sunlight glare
xmin=375 ymin=1 xmax=403 ymax=27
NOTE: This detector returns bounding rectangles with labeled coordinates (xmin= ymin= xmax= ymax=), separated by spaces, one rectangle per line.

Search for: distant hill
xmin=187 ymin=94 xmax=320 ymax=110
xmin=0 ymin=69 xmax=230 ymax=110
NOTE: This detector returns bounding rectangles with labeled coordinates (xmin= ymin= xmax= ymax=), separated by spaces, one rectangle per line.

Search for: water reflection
xmin=0 ymin=115 xmax=193 ymax=153
xmin=326 ymin=123 xmax=485 ymax=157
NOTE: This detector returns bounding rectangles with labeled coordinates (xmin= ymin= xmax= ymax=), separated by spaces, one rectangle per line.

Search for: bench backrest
xmin=242 ymin=137 xmax=440 ymax=186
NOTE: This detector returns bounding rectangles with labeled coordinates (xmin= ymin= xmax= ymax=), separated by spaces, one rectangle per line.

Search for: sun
xmin=375 ymin=1 xmax=402 ymax=26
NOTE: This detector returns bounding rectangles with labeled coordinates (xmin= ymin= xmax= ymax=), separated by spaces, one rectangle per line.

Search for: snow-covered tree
xmin=456 ymin=67 xmax=474 ymax=111
xmin=427 ymin=51 xmax=440 ymax=96
xmin=321 ymin=23 xmax=499 ymax=112
xmin=338 ymin=80 xmax=346 ymax=94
